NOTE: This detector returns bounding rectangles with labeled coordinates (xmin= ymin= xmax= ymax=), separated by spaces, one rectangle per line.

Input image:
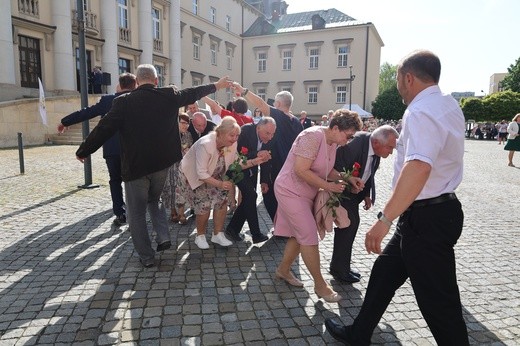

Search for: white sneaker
xmin=194 ymin=235 xmax=209 ymax=249
xmin=211 ymin=232 xmax=233 ymax=247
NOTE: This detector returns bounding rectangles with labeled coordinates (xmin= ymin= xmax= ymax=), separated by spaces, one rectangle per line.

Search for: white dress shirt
xmin=393 ymin=85 xmax=464 ymax=200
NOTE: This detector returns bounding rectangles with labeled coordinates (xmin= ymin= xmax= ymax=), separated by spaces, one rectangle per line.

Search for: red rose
xmin=352 ymin=170 xmax=360 ymax=177
xmin=353 ymin=162 xmax=361 ymax=169
xmin=240 ymin=147 xmax=249 ymax=155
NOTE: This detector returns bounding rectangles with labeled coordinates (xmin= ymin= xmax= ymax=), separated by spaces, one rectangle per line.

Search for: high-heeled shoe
xmin=314 ymin=289 xmax=342 ymax=303
xmin=275 ymin=270 xmax=304 ymax=287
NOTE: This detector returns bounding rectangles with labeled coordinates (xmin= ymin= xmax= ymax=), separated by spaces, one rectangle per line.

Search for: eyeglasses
xmin=179 ymin=121 xmax=189 ymax=125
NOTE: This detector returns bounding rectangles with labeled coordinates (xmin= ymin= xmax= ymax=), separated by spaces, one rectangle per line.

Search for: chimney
xmin=271 ymin=9 xmax=279 ymax=21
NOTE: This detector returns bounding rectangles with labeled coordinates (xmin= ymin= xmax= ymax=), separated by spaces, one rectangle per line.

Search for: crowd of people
xmin=59 ymin=49 xmax=520 ymax=344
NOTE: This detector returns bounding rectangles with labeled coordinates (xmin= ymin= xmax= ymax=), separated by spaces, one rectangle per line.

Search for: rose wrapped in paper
xmin=224 ymin=146 xmax=249 ymax=184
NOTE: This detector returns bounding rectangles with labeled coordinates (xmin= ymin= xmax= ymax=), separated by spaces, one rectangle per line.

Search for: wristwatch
xmin=377 ymin=211 xmax=393 ymax=227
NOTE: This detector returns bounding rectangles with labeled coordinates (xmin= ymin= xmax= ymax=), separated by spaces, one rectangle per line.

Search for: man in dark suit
xmin=76 ymin=64 xmax=231 ymax=267
xmin=330 ymin=125 xmax=398 ymax=283
xmin=59 ymin=73 xmax=136 ymax=226
xmin=299 ymin=110 xmax=313 ymax=129
xmin=188 ymin=111 xmax=216 ymax=141
xmin=224 ymin=117 xmax=276 ymax=244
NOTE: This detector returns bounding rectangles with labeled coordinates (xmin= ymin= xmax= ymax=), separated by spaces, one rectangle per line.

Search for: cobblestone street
xmin=0 ymin=139 xmax=518 ymax=345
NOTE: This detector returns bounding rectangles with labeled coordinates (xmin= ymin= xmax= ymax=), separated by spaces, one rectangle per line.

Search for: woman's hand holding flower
xmin=347 ymin=177 xmax=364 ymax=194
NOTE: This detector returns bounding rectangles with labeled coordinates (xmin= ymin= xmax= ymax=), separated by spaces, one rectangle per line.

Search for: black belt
xmin=410 ymin=193 xmax=457 ymax=208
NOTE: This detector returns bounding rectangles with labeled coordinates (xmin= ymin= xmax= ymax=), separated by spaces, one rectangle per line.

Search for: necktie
xmin=370 ymin=155 xmax=380 ymax=204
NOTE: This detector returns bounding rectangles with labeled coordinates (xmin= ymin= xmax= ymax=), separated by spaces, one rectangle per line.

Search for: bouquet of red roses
xmin=224 ymin=146 xmax=249 ymax=184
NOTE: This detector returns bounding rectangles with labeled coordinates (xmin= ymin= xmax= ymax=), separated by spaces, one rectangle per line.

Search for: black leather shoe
xmin=350 ymin=269 xmax=361 ymax=279
xmin=252 ymin=233 xmax=269 ymax=244
xmin=113 ymin=214 xmax=127 ymax=227
xmin=224 ymin=229 xmax=244 ymax=242
xmin=156 ymin=240 xmax=171 ymax=252
xmin=330 ymin=269 xmax=361 ymax=283
xmin=325 ymin=318 xmax=352 ymax=345
xmin=139 ymin=258 xmax=155 ymax=268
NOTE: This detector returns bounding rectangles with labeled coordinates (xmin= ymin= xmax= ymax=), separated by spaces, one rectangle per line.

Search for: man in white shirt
xmin=326 ymin=50 xmax=469 ymax=345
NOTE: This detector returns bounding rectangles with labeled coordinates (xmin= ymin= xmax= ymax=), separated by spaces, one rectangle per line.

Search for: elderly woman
xmin=160 ymin=112 xmax=193 ymax=224
xmin=274 ymin=109 xmax=363 ymax=302
xmin=178 ymin=116 xmax=269 ymax=249
xmin=505 ymin=113 xmax=520 ymax=167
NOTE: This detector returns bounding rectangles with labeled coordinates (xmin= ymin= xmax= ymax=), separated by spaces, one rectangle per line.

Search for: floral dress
xmin=177 ymin=154 xmax=228 ymax=214
xmin=161 ymin=131 xmax=193 ymax=211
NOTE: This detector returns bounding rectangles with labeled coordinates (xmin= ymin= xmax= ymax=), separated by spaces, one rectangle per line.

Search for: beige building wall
xmin=489 ymin=73 xmax=507 ymax=94
xmin=242 ymin=23 xmax=382 ymax=119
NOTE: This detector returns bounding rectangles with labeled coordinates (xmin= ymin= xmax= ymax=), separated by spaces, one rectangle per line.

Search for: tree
xmin=460 ymin=91 xmax=520 ymax=122
xmin=379 ymin=62 xmax=397 ymax=93
xmin=371 ymin=85 xmax=407 ymax=120
xmin=501 ymin=57 xmax=520 ymax=92
xmin=460 ymin=97 xmax=486 ymax=122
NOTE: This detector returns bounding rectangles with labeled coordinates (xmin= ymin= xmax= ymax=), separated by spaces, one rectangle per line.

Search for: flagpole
xmin=76 ymin=0 xmax=97 ymax=189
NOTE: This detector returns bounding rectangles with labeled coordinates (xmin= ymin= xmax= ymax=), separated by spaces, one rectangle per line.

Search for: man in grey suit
xmin=330 ymin=125 xmax=398 ymax=283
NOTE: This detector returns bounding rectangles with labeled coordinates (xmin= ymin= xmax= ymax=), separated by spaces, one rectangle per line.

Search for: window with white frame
xmin=338 ymin=45 xmax=349 ymax=67
xmin=226 ymin=15 xmax=231 ymax=31
xmin=308 ymin=86 xmax=318 ymax=104
xmin=152 ymin=8 xmax=160 ymax=40
xmin=281 ymin=86 xmax=292 ymax=93
xmin=82 ymin=0 xmax=89 ymax=12
xmin=192 ymin=77 xmax=202 ymax=86
xmin=336 ymin=85 xmax=348 ymax=103
xmin=155 ymin=65 xmax=164 ymax=87
xmin=257 ymin=88 xmax=266 ymax=101
xmin=210 ymin=42 xmax=217 ymax=65
xmin=282 ymin=50 xmax=292 ymax=70
xmin=258 ymin=52 xmax=267 ymax=72
xmin=118 ymin=0 xmax=128 ymax=29
xmin=210 ymin=7 xmax=216 ymax=23
xmin=309 ymin=48 xmax=319 ymax=69
xmin=192 ymin=0 xmax=198 ymax=15
xmin=193 ymin=35 xmax=200 ymax=60
xmin=226 ymin=87 xmax=232 ymax=102
xmin=226 ymin=47 xmax=232 ymax=69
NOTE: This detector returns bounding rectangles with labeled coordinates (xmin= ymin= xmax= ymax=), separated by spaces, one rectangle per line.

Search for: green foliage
xmin=460 ymin=90 xmax=520 ymax=122
xmin=379 ymin=62 xmax=397 ymax=93
xmin=371 ymin=85 xmax=407 ymax=120
xmin=501 ymin=57 xmax=520 ymax=92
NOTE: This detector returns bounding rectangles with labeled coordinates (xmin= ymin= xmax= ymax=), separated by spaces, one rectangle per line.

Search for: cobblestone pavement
xmin=0 ymin=139 xmax=518 ymax=345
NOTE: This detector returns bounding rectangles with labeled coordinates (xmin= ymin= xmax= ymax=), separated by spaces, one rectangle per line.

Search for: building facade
xmin=1 ymin=0 xmax=382 ymax=117
xmin=489 ymin=73 xmax=507 ymax=94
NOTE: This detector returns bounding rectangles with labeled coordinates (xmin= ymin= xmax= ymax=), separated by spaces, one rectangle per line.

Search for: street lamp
xmin=349 ymin=65 xmax=356 ymax=110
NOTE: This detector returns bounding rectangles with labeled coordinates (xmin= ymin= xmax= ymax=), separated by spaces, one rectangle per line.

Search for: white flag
xmin=38 ymin=78 xmax=48 ymax=126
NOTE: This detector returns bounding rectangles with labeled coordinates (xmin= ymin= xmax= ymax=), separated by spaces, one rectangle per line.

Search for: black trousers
xmin=226 ymin=175 xmax=262 ymax=237
xmin=105 ymin=156 xmax=125 ymax=217
xmin=330 ymin=199 xmax=360 ymax=274
xmin=349 ymin=198 xmax=469 ymax=346
xmin=262 ymin=183 xmax=277 ymax=222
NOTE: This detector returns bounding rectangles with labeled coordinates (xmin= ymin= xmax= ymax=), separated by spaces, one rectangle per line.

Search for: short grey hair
xmin=192 ymin=112 xmax=207 ymax=122
xmin=274 ymin=91 xmax=293 ymax=109
xmin=371 ymin=125 xmax=399 ymax=144
xmin=257 ymin=116 xmax=276 ymax=128
xmin=136 ymin=64 xmax=157 ymax=83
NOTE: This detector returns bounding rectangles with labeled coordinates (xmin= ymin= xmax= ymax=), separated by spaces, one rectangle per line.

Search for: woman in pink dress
xmin=274 ymin=110 xmax=363 ymax=302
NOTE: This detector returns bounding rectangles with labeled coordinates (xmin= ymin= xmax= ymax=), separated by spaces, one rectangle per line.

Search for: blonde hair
xmin=215 ymin=116 xmax=240 ymax=136
xmin=512 ymin=113 xmax=520 ymax=122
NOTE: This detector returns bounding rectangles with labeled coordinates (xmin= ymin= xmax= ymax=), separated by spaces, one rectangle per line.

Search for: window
xmin=282 ymin=86 xmax=292 ymax=93
xmin=210 ymin=7 xmax=216 ymax=23
xmin=82 ymin=0 xmax=89 ymax=12
xmin=258 ymin=52 xmax=267 ymax=72
xmin=19 ymin=35 xmax=41 ymax=88
xmin=192 ymin=0 xmax=198 ymax=15
xmin=118 ymin=58 xmax=131 ymax=74
xmin=193 ymin=35 xmax=200 ymax=60
xmin=226 ymin=15 xmax=231 ymax=31
xmin=152 ymin=8 xmax=160 ymax=40
xmin=336 ymin=85 xmax=347 ymax=103
xmin=192 ymin=77 xmax=202 ymax=86
xmin=309 ymin=48 xmax=319 ymax=69
xmin=308 ymin=86 xmax=318 ymax=104
xmin=338 ymin=46 xmax=349 ymax=67
xmin=226 ymin=48 xmax=232 ymax=69
xmin=257 ymin=88 xmax=266 ymax=101
xmin=226 ymin=87 xmax=232 ymax=102
xmin=210 ymin=42 xmax=217 ymax=65
xmin=155 ymin=65 xmax=164 ymax=87
xmin=282 ymin=50 xmax=292 ymax=71
xmin=118 ymin=0 xmax=128 ymax=28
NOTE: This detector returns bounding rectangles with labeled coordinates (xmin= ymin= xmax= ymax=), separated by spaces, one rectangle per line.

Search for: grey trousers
xmin=124 ymin=168 xmax=170 ymax=261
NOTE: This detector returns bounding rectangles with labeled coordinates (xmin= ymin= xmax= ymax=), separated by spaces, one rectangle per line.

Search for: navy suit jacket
xmin=300 ymin=117 xmax=313 ymax=129
xmin=334 ymin=132 xmax=380 ymax=205
xmin=236 ymin=123 xmax=273 ymax=185
xmin=61 ymin=93 xmax=127 ymax=157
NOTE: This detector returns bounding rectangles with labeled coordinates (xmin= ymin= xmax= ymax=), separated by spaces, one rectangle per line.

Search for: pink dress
xmin=274 ymin=127 xmax=338 ymax=245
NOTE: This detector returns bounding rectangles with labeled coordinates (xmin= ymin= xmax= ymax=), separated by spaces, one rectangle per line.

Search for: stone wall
xmin=0 ymin=95 xmax=101 ymax=148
